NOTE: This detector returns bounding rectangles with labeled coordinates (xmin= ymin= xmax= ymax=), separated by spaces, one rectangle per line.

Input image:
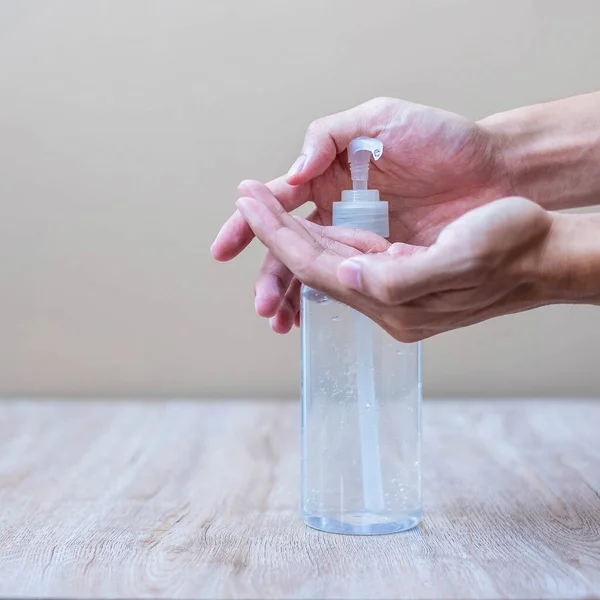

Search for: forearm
xmin=480 ymin=92 xmax=600 ymax=210
xmin=537 ymin=213 xmax=600 ymax=305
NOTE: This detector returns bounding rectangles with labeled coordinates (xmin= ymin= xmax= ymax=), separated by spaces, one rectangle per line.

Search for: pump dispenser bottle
xmin=300 ymin=137 xmax=422 ymax=535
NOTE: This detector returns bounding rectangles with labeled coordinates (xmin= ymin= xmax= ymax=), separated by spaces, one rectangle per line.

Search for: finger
xmin=254 ymin=250 xmax=294 ymax=318
xmin=337 ymin=247 xmax=455 ymax=305
xmin=210 ymin=210 xmax=252 ymax=262
xmin=298 ymin=218 xmax=391 ymax=255
xmin=210 ymin=176 xmax=310 ymax=262
xmin=285 ymin=278 xmax=302 ymax=321
xmin=241 ymin=176 xmax=310 ymax=212
xmin=269 ymin=309 xmax=295 ymax=334
xmin=386 ymin=242 xmax=429 ymax=257
xmin=286 ymin=97 xmax=397 ymax=185
xmin=271 ymin=278 xmax=302 ymax=334
xmin=236 ymin=196 xmax=345 ymax=299
xmin=240 ymin=179 xmax=307 ymax=218
xmin=270 ymin=278 xmax=302 ymax=334
xmin=254 ymin=209 xmax=322 ymax=318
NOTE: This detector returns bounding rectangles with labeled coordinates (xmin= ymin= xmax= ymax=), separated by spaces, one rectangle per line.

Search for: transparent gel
xmin=301 ymin=286 xmax=422 ymax=535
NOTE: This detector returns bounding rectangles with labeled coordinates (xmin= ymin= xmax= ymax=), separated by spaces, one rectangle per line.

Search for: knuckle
xmin=273 ymin=204 xmax=288 ymax=220
xmin=368 ymin=96 xmax=395 ymax=111
xmin=307 ymin=118 xmax=325 ymax=135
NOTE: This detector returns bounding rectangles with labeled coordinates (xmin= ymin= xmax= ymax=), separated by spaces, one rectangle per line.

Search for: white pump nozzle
xmin=332 ymin=137 xmax=389 ymax=237
xmin=348 ymin=137 xmax=383 ymax=190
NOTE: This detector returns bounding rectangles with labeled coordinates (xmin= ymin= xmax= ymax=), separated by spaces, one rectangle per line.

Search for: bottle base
xmin=303 ymin=509 xmax=421 ymax=535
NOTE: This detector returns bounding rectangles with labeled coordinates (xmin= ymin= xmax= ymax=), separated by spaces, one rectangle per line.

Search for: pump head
xmin=348 ymin=137 xmax=384 ymax=190
xmin=332 ymin=137 xmax=389 ymax=237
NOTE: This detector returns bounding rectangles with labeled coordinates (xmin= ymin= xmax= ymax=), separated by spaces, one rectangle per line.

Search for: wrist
xmin=479 ymin=92 xmax=600 ymax=211
xmin=532 ymin=213 xmax=600 ymax=305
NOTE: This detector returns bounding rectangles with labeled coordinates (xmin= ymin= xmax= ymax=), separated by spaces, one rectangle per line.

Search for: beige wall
xmin=0 ymin=0 xmax=599 ymax=398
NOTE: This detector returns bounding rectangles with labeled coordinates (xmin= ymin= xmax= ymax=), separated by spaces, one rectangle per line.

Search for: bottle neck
xmin=332 ymin=190 xmax=389 ymax=237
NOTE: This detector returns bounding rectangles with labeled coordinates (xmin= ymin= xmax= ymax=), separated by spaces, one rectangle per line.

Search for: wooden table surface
xmin=1 ymin=398 xmax=599 ymax=599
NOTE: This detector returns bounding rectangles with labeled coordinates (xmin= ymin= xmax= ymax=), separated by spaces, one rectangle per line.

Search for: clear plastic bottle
xmin=300 ymin=138 xmax=422 ymax=535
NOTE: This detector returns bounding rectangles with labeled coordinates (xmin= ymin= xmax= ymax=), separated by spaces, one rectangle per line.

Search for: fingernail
xmin=287 ymin=155 xmax=306 ymax=179
xmin=338 ymin=259 xmax=363 ymax=291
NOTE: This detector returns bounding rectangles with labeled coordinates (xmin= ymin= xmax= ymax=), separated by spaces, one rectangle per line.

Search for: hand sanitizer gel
xmin=300 ymin=137 xmax=422 ymax=535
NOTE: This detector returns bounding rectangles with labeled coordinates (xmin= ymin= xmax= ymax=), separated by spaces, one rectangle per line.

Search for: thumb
xmin=286 ymin=97 xmax=397 ymax=185
xmin=337 ymin=245 xmax=449 ymax=304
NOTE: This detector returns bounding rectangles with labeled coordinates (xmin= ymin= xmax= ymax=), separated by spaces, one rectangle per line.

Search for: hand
xmin=212 ymin=97 xmax=514 ymax=333
xmin=235 ymin=183 xmax=558 ymax=342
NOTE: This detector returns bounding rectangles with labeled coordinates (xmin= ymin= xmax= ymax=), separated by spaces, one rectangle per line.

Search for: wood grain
xmin=0 ymin=398 xmax=599 ymax=599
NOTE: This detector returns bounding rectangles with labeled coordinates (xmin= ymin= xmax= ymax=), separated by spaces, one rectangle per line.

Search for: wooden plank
xmin=0 ymin=398 xmax=599 ymax=599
